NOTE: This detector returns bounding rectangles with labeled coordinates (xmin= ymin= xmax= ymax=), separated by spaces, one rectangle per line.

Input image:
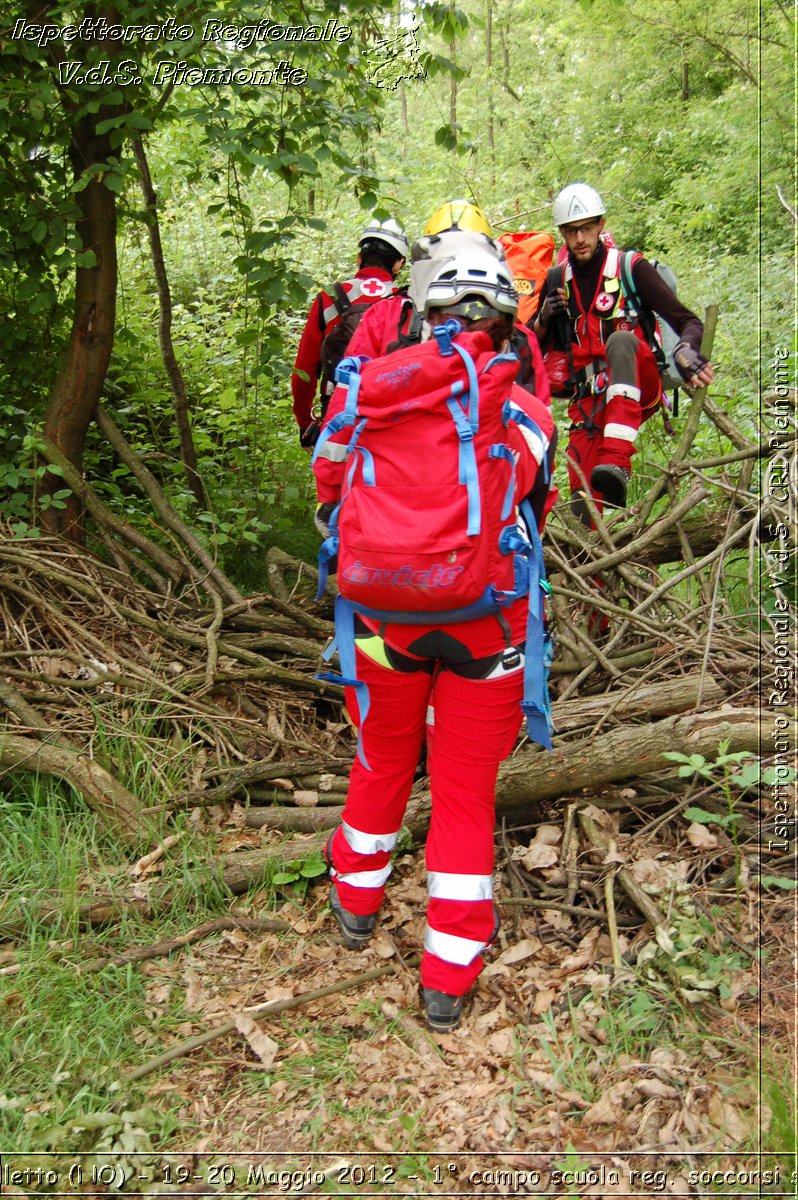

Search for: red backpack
xmin=313 ymin=321 xmax=553 ymax=753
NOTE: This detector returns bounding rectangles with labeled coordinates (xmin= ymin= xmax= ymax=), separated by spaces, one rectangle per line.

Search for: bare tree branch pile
xmin=0 ymin=393 xmax=792 ymax=925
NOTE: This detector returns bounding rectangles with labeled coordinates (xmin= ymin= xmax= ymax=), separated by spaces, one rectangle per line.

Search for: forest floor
xmin=109 ymin=778 xmax=794 ymax=1198
xmin=3 ymin=757 xmax=794 ymax=1197
xmin=1 ymin=384 xmax=795 ymax=1194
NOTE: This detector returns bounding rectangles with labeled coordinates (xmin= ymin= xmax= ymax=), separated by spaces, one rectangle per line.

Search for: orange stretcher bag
xmin=498 ymin=231 xmax=555 ymax=324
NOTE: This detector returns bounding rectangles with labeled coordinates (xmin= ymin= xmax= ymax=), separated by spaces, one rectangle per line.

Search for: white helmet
xmin=424 ymin=250 xmax=518 ymax=318
xmin=358 ymin=217 xmax=409 ymax=260
xmin=409 ymin=230 xmax=506 ymax=311
xmin=552 ymin=183 xmax=606 ymax=226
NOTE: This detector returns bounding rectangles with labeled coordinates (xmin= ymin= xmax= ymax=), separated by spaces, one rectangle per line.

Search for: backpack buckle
xmin=433 ymin=318 xmax=463 ymax=357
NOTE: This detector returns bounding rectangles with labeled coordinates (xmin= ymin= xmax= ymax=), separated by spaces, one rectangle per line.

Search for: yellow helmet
xmin=423 ymin=199 xmax=492 ymax=237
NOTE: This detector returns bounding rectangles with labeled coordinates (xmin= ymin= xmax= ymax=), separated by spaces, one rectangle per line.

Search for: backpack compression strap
xmin=316 ymin=594 xmax=372 ymax=772
xmin=518 ymin=497 xmax=553 ymax=751
xmin=618 ymin=252 xmax=666 ymax=373
xmin=435 ymin=320 xmax=483 ymax=535
xmin=312 ymin=355 xmax=371 ymax=599
xmin=332 ymin=281 xmax=352 ymax=316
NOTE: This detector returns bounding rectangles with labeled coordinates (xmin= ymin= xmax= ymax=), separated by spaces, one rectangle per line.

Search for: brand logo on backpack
xmin=513 ymin=277 xmax=534 ymax=296
xmin=374 ymin=361 xmax=422 ymax=389
xmin=343 ymin=560 xmax=465 ymax=589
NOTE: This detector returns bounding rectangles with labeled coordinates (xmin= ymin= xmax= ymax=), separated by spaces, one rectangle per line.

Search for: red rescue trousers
xmin=327 ymin=639 xmax=524 ymax=996
xmin=565 ymin=331 xmax=662 ymax=509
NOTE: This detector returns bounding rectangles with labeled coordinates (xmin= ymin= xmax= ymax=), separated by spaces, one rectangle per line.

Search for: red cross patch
xmin=360 ymin=278 xmax=390 ymax=298
xmin=595 ymin=292 xmax=615 ymax=313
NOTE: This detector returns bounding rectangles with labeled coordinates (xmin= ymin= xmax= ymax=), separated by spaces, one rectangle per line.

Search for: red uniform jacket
xmin=291 ymin=267 xmax=400 ymax=431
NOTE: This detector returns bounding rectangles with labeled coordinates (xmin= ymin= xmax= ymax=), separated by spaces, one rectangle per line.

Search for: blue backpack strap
xmin=482 ymin=350 xmax=519 ymax=372
xmin=432 ymin=321 xmax=481 ymax=431
xmin=311 ymin=356 xmax=369 ymax=467
xmin=315 ymin=594 xmax=372 ymax=771
xmin=433 ymin=326 xmax=482 ymax=535
xmin=489 ymin=444 xmax=518 ymax=521
xmin=315 ymin=497 xmax=340 ymax=600
xmin=446 ymin=394 xmax=481 ymax=535
xmin=450 ymin=342 xmax=481 ymax=431
xmin=517 ymin=497 xmax=553 ymax=751
xmin=432 ymin=318 xmax=461 ymax=357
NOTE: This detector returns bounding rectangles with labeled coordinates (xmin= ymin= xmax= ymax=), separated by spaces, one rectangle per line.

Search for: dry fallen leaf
xmin=532 ymin=987 xmax=556 ymax=1014
xmin=582 ymin=1082 xmax=631 ymax=1126
xmin=513 ymin=842 xmax=559 ymax=870
xmin=708 ymin=1095 xmax=748 ymax=1141
xmin=497 ymin=937 xmax=542 ymax=965
xmin=686 ymin=822 xmax=719 ymax=849
xmin=486 ymin=1028 xmax=515 ymax=1057
xmin=230 ymin=1010 xmax=279 ymax=1067
xmin=533 ymin=823 xmax=563 ymax=845
xmin=636 ymin=1078 xmax=680 ymax=1100
xmin=580 ymin=803 xmax=618 ymax=830
xmin=542 ymin=908 xmax=573 ymax=932
xmin=370 ymin=933 xmax=396 ymax=960
xmin=183 ymin=967 xmax=211 ymax=1014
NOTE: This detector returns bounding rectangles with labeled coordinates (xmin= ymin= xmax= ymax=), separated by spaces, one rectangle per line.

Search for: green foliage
xmin=272 ymin=850 xmax=327 ymax=891
xmin=0 ymin=0 xmax=396 ymax=552
xmin=637 ymin=906 xmax=755 ymax=1003
xmin=0 ymin=0 xmax=787 ymax=583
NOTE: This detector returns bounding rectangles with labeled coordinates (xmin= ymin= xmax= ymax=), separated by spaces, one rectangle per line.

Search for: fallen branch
xmin=0 ymin=731 xmax=144 ymax=844
xmin=95 ymin=405 xmax=243 ymax=606
xmin=578 ymin=808 xmax=668 ymax=931
xmin=398 ymin=707 xmax=781 ymax=839
xmin=125 ymin=956 xmax=421 ymax=1083
xmin=80 ymin=916 xmax=289 ymax=974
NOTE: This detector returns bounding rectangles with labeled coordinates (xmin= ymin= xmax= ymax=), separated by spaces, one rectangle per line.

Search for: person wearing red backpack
xmin=313 ymin=252 xmax=555 ymax=1033
xmin=532 ymin=183 xmax=714 ymax=523
xmin=330 ymin=200 xmax=556 ymax=529
xmin=347 ymin=200 xmax=552 ymax=410
xmin=291 ymin=217 xmax=408 ymax=448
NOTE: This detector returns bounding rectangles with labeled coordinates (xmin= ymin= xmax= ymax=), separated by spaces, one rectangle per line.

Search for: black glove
xmin=673 ymin=340 xmax=709 ymax=383
xmin=299 ymin=420 xmax=320 ymax=449
xmin=314 ymin=502 xmax=337 ymax=539
xmin=537 ymin=290 xmax=568 ymax=327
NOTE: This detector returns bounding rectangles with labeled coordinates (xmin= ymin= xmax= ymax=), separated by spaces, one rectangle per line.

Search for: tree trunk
xmin=491 ymin=706 xmax=774 ymax=820
xmin=41 ymin=117 xmax=117 ymax=540
xmin=132 ymin=136 xmax=207 ymax=509
xmin=486 ymin=0 xmax=495 ymax=168
xmin=449 ymin=6 xmax=458 ymax=145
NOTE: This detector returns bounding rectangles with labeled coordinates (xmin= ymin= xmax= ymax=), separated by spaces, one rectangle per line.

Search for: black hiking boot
xmin=329 ymin=882 xmax=377 ymax=949
xmin=422 ymin=987 xmax=465 ymax=1033
xmin=590 ymin=463 xmax=630 ymax=509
